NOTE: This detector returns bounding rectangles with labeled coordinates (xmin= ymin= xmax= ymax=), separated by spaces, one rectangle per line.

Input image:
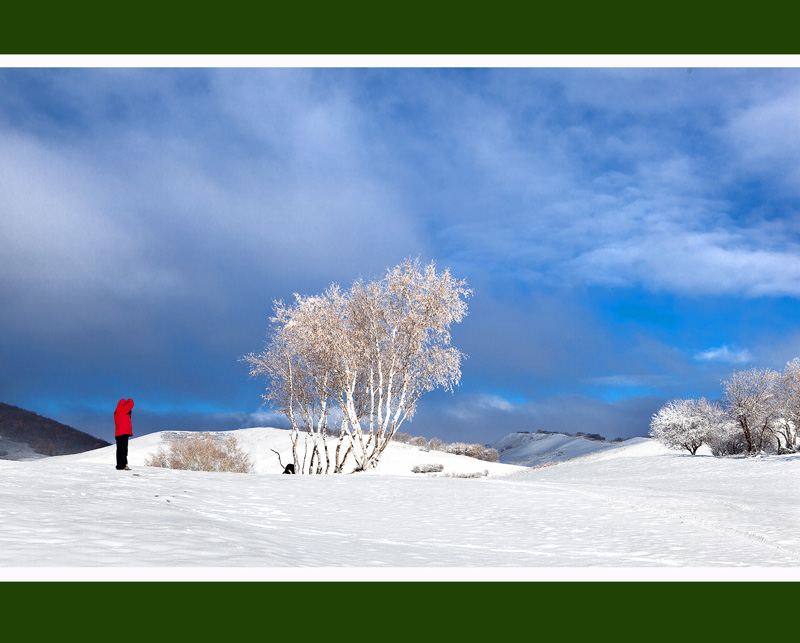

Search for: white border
xmin=1 ymin=54 xmax=799 ymax=68
xmin=3 ymin=567 xmax=800 ymax=582
xmin=2 ymin=56 xmax=798 ymax=583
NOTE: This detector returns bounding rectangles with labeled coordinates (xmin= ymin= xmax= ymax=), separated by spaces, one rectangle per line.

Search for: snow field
xmin=1 ymin=428 xmax=799 ymax=578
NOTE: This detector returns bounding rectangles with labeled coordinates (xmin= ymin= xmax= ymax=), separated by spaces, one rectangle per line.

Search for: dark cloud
xmin=3 ymin=66 xmax=800 ymax=444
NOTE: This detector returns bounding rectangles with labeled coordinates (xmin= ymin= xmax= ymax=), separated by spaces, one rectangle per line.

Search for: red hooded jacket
xmin=114 ymin=399 xmax=134 ymax=437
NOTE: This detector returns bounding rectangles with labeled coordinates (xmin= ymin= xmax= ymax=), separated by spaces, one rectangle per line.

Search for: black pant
xmin=116 ymin=435 xmax=129 ymax=469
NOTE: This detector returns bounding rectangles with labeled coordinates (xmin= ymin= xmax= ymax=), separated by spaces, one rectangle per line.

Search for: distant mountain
xmin=0 ymin=402 xmax=110 ymax=458
xmin=487 ymin=430 xmax=630 ymax=467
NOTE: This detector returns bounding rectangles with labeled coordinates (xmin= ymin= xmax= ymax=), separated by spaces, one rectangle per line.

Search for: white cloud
xmin=239 ymin=409 xmax=285 ymax=428
xmin=445 ymin=393 xmax=520 ymax=420
xmin=694 ymin=345 xmax=753 ymax=364
xmin=723 ymin=86 xmax=800 ymax=195
xmin=566 ymin=225 xmax=800 ymax=298
xmin=586 ymin=375 xmax=673 ymax=389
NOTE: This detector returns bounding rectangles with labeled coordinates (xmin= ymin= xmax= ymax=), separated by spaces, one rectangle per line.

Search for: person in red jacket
xmin=114 ymin=398 xmax=134 ymax=470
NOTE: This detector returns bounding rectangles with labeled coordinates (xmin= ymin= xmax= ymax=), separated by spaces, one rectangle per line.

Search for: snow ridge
xmin=488 ymin=430 xmax=627 ymax=466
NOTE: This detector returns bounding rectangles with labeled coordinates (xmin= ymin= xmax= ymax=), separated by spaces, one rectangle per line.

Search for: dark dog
xmin=283 ymin=463 xmax=295 ymax=474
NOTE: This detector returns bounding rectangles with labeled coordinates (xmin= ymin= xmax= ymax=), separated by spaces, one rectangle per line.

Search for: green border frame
xmin=1 ymin=1 xmax=798 ymax=55
xmin=0 ymin=581 xmax=790 ymax=636
xmin=1 ymin=3 xmax=796 ymax=637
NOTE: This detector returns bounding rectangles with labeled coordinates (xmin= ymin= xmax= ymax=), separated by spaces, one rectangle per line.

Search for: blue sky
xmin=2 ymin=64 xmax=800 ymax=444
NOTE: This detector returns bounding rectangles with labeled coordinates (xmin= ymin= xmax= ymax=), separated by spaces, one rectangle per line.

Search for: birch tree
xmin=341 ymin=258 xmax=471 ymax=470
xmin=241 ymin=287 xmax=351 ymax=474
xmin=243 ymin=258 xmax=471 ymax=473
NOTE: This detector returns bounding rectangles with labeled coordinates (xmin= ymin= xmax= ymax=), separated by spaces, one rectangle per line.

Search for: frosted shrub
xmin=145 ymin=432 xmax=253 ymax=473
xmin=705 ymin=421 xmax=748 ymax=457
xmin=444 ymin=442 xmax=499 ymax=462
xmin=441 ymin=470 xmax=489 ymax=478
xmin=390 ymin=434 xmax=498 ymax=461
xmin=411 ymin=463 xmax=444 ymax=473
xmin=444 ymin=442 xmax=469 ymax=456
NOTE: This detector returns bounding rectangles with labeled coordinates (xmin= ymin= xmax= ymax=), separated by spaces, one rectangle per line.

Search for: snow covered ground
xmin=489 ymin=431 xmax=623 ymax=466
xmin=0 ymin=436 xmax=49 ymax=461
xmin=2 ymin=427 xmax=799 ymax=580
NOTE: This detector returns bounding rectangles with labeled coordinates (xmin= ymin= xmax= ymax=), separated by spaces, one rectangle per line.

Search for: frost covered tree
xmin=241 ymin=286 xmax=350 ymax=474
xmin=242 ymin=258 xmax=471 ymax=473
xmin=772 ymin=358 xmax=800 ymax=451
xmin=659 ymin=359 xmax=800 ymax=458
xmin=340 ymin=259 xmax=471 ymax=470
xmin=649 ymin=397 xmax=719 ymax=455
xmin=721 ymin=366 xmax=779 ymax=454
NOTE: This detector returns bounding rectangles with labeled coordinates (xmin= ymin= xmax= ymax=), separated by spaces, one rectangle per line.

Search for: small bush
xmin=441 ymin=470 xmax=489 ymax=478
xmin=392 ymin=433 xmax=498 ymax=462
xmin=145 ymin=432 xmax=253 ymax=473
xmin=443 ymin=442 xmax=469 ymax=456
xmin=443 ymin=442 xmax=499 ymax=462
xmin=411 ymin=463 xmax=445 ymax=474
xmin=706 ymin=422 xmax=748 ymax=457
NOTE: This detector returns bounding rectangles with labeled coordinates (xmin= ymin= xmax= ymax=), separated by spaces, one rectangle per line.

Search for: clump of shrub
xmin=411 ymin=463 xmax=444 ymax=474
xmin=440 ymin=442 xmax=499 ymax=462
xmin=705 ymin=422 xmax=750 ymax=457
xmin=145 ymin=432 xmax=253 ymax=473
xmin=576 ymin=432 xmax=605 ymax=442
xmin=441 ymin=470 xmax=489 ymax=478
xmin=410 ymin=463 xmax=489 ymax=477
xmin=392 ymin=432 xmax=500 ymax=462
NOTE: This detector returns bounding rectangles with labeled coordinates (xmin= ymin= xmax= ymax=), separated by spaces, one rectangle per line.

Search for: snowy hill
xmin=2 ymin=427 xmax=799 ymax=577
xmin=488 ymin=430 xmax=627 ymax=466
xmin=0 ymin=401 xmax=110 ymax=457
xmin=60 ymin=426 xmax=526 ymax=477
